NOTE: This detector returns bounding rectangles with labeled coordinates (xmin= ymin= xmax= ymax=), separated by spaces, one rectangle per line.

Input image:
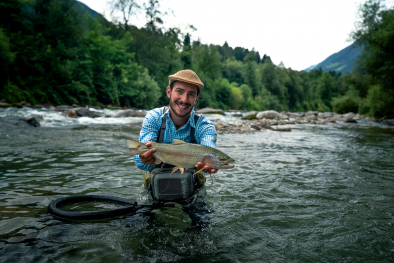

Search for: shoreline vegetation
xmin=1 ymin=0 xmax=393 ymax=121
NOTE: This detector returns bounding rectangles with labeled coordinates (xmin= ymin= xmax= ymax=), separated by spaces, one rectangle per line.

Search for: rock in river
xmin=196 ymin=107 xmax=225 ymax=115
xmin=256 ymin=110 xmax=280 ymax=120
xmin=0 ymin=117 xmax=41 ymax=128
xmin=113 ymin=110 xmax=146 ymax=118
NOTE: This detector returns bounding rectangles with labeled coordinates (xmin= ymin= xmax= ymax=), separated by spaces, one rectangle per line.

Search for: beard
xmin=169 ymin=96 xmax=194 ymax=118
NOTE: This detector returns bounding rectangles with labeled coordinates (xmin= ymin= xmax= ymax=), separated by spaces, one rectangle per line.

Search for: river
xmin=0 ymin=107 xmax=393 ymax=262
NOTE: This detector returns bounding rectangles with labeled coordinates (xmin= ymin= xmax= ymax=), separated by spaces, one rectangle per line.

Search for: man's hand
xmin=195 ymin=162 xmax=218 ymax=174
xmin=139 ymin=141 xmax=157 ymax=165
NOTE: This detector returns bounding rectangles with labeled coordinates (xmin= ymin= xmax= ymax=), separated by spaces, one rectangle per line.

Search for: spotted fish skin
xmin=126 ymin=139 xmax=235 ymax=171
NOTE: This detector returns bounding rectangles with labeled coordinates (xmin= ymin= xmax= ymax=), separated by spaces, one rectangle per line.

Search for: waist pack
xmin=150 ymin=167 xmax=196 ymax=202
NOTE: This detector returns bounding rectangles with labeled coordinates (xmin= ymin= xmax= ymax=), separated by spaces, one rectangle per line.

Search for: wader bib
xmin=145 ymin=106 xmax=206 ymax=205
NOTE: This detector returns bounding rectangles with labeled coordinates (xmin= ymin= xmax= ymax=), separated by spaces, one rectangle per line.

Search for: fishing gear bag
xmin=150 ymin=166 xmax=196 ymax=202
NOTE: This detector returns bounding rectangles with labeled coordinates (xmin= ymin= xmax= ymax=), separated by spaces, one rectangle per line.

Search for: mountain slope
xmin=75 ymin=1 xmax=102 ymax=19
xmin=304 ymin=42 xmax=362 ymax=74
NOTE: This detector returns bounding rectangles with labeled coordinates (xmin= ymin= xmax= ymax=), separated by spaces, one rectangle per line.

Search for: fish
xmin=126 ymin=139 xmax=235 ymax=174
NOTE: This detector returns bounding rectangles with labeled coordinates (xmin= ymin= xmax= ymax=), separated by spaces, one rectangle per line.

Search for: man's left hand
xmin=195 ymin=162 xmax=218 ymax=174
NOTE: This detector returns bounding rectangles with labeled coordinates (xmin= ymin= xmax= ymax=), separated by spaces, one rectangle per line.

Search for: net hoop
xmin=47 ymin=195 xmax=138 ymax=220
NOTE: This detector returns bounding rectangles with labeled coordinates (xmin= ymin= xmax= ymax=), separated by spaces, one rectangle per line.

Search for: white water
xmin=0 ymin=107 xmax=243 ymax=128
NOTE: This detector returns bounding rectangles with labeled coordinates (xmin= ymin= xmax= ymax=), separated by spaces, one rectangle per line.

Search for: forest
xmin=0 ymin=0 xmax=393 ymax=118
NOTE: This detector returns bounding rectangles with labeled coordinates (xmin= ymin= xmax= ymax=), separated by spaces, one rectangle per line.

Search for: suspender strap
xmin=157 ymin=106 xmax=168 ymax=143
xmin=157 ymin=106 xmax=200 ymax=144
xmin=190 ymin=114 xmax=200 ymax=144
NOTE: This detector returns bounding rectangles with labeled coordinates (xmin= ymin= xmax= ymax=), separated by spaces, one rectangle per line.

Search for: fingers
xmin=145 ymin=140 xmax=152 ymax=147
xmin=194 ymin=163 xmax=218 ymax=174
xmin=195 ymin=162 xmax=203 ymax=169
xmin=139 ymin=148 xmax=156 ymax=165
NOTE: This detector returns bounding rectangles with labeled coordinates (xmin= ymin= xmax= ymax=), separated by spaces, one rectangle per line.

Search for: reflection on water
xmin=0 ymin=108 xmax=394 ymax=262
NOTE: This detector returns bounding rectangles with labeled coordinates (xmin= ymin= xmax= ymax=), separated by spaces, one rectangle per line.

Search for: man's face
xmin=167 ymin=81 xmax=199 ymax=118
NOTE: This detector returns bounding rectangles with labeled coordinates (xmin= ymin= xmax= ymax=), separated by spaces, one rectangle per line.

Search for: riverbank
xmin=0 ymin=105 xmax=393 ymax=131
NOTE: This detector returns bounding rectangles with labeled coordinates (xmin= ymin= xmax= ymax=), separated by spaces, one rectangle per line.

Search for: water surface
xmin=0 ymin=108 xmax=393 ymax=262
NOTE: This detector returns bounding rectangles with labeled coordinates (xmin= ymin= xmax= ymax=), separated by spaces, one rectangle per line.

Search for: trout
xmin=126 ymin=139 xmax=235 ymax=174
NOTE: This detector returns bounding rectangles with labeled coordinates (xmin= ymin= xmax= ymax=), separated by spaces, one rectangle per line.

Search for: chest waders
xmin=146 ymin=107 xmax=206 ymax=205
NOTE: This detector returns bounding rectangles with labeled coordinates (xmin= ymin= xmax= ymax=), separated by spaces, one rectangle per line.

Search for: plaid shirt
xmin=134 ymin=107 xmax=217 ymax=171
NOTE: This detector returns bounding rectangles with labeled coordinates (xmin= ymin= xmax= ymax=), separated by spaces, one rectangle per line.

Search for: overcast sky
xmin=78 ymin=0 xmax=394 ymax=71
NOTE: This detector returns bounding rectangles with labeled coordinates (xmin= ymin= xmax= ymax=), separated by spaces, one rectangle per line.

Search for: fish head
xmin=203 ymin=153 xmax=235 ymax=169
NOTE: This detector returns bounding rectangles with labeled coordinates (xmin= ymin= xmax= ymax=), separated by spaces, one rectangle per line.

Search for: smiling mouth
xmin=176 ymin=103 xmax=189 ymax=110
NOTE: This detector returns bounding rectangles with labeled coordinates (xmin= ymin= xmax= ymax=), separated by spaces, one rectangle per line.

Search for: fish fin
xmin=193 ymin=167 xmax=205 ymax=175
xmin=171 ymin=166 xmax=180 ymax=174
xmin=155 ymin=158 xmax=162 ymax=165
xmin=180 ymin=168 xmax=185 ymax=174
xmin=172 ymin=139 xmax=187 ymax=145
xmin=126 ymin=140 xmax=143 ymax=149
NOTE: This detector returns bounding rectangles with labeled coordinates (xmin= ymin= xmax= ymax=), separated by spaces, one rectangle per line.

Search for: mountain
xmin=304 ymin=42 xmax=362 ymax=74
xmin=75 ymin=1 xmax=102 ymax=19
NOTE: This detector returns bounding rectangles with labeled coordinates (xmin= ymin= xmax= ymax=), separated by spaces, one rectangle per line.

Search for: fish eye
xmin=220 ymin=158 xmax=225 ymax=161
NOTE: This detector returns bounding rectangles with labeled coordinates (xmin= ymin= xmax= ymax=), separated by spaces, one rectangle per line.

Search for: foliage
xmin=350 ymin=0 xmax=394 ymax=118
xmin=332 ymin=88 xmax=361 ymax=114
xmin=0 ymin=0 xmax=392 ymax=119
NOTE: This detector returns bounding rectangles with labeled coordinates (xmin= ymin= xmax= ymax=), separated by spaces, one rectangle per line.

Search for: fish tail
xmin=125 ymin=140 xmax=144 ymax=155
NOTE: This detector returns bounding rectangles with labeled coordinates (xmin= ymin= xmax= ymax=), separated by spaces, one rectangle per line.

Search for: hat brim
xmin=169 ymin=76 xmax=204 ymax=93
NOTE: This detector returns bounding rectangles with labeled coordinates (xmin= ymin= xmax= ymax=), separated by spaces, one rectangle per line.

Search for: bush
xmin=332 ymin=95 xmax=360 ymax=114
xmin=365 ymin=84 xmax=394 ymax=118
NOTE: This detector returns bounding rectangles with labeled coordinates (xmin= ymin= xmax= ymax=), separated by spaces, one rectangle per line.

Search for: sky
xmin=78 ymin=0 xmax=394 ymax=71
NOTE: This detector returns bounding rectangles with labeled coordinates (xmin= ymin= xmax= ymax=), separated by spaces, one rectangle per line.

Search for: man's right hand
xmin=139 ymin=141 xmax=157 ymax=165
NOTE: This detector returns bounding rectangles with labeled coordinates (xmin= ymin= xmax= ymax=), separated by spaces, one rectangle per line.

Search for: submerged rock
xmin=0 ymin=117 xmax=41 ymax=128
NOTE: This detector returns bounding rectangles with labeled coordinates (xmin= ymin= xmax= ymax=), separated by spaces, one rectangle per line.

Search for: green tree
xmin=350 ymin=0 xmax=394 ymax=117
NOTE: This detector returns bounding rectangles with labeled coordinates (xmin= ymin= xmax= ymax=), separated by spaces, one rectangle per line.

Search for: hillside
xmin=75 ymin=1 xmax=102 ymax=19
xmin=304 ymin=42 xmax=362 ymax=74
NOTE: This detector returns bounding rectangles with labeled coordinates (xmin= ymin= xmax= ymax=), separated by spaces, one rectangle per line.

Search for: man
xmin=134 ymin=69 xmax=218 ymax=173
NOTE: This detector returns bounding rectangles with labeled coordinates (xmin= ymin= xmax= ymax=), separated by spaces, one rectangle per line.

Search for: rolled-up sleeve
xmin=196 ymin=116 xmax=217 ymax=148
xmin=134 ymin=110 xmax=161 ymax=171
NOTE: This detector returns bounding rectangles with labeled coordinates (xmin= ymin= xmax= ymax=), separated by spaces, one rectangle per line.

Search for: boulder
xmin=343 ymin=112 xmax=355 ymax=118
xmin=56 ymin=105 xmax=72 ymax=111
xmin=113 ymin=110 xmax=146 ymax=118
xmin=382 ymin=119 xmax=394 ymax=126
xmin=0 ymin=102 xmax=12 ymax=107
xmin=250 ymin=124 xmax=261 ymax=130
xmin=75 ymin=108 xmax=94 ymax=117
xmin=256 ymin=110 xmax=280 ymax=120
xmin=307 ymin=115 xmax=318 ymax=122
xmin=318 ymin=112 xmax=333 ymax=118
xmin=91 ymin=111 xmax=106 ymax=118
xmin=23 ymin=116 xmax=41 ymax=127
xmin=0 ymin=117 xmax=40 ymax=128
xmin=61 ymin=110 xmax=77 ymax=118
xmin=215 ymin=122 xmax=224 ymax=130
xmin=327 ymin=115 xmax=342 ymax=123
xmin=31 ymin=104 xmax=45 ymax=109
xmin=196 ymin=107 xmax=225 ymax=115
xmin=344 ymin=117 xmax=357 ymax=123
xmin=305 ymin=111 xmax=318 ymax=117
xmin=242 ymin=111 xmax=257 ymax=120
xmin=287 ymin=112 xmax=304 ymax=118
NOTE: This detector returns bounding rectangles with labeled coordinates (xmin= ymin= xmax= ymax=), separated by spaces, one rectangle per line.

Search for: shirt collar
xmin=162 ymin=106 xmax=197 ymax=128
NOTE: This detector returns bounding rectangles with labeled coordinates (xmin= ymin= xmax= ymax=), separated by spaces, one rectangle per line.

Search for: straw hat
xmin=168 ymin=69 xmax=204 ymax=93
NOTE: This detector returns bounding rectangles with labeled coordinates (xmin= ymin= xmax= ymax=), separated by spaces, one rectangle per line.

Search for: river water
xmin=0 ymin=107 xmax=393 ymax=262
